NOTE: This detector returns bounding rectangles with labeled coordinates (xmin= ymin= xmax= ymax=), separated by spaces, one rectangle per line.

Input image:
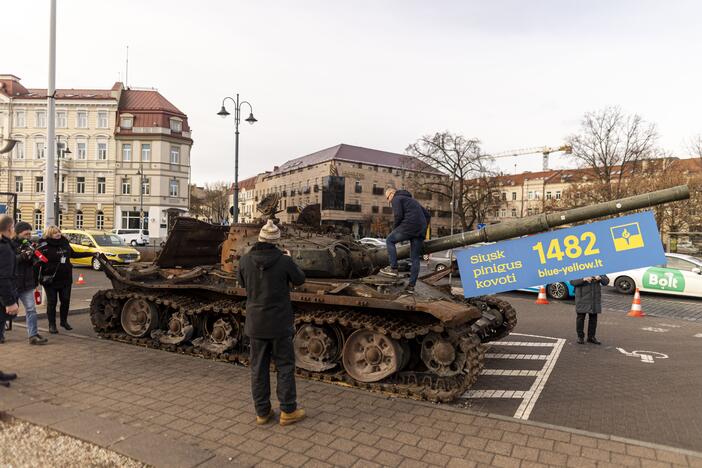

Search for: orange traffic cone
xmin=535 ymin=286 xmax=549 ymax=304
xmin=627 ymin=288 xmax=645 ymax=317
xmin=76 ymin=273 xmax=86 ymax=285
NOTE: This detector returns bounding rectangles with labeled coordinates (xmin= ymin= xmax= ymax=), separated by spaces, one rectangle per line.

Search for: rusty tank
xmin=89 ymin=185 xmax=689 ymax=402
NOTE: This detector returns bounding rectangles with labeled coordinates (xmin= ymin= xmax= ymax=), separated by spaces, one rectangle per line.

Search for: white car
xmin=609 ymin=253 xmax=702 ymax=298
xmin=359 ymin=237 xmax=385 ymax=248
xmin=113 ymin=228 xmax=149 ymax=246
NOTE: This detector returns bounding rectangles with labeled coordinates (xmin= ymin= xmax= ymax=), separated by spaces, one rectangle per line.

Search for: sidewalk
xmin=1 ymin=331 xmax=701 ymax=468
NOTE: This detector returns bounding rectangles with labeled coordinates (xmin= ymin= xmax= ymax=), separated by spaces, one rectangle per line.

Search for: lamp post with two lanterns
xmin=54 ymin=140 xmax=71 ymax=226
xmin=217 ymin=94 xmax=257 ymax=224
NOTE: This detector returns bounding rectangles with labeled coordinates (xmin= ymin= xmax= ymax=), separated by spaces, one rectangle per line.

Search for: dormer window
xmin=170 ymin=118 xmax=182 ymax=133
xmin=120 ymin=116 xmax=133 ymax=129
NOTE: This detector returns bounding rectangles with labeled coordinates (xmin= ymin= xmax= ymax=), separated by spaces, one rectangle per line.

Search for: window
xmin=13 ymin=110 xmax=26 ymax=127
xmin=36 ymin=111 xmax=46 ymax=128
xmin=16 ymin=210 xmax=21 ymax=222
xmin=511 ymin=192 xmax=517 ymax=201
xmin=35 ymin=176 xmax=44 ymax=192
xmin=56 ymin=111 xmax=67 ymax=128
xmin=527 ymin=208 xmax=533 ymax=216
xmin=77 ymin=111 xmax=88 ymax=128
xmin=170 ymin=119 xmax=182 ymax=132
xmin=34 ymin=210 xmax=42 ymax=228
xmin=555 ymin=191 xmax=561 ymax=200
xmin=121 ymin=211 xmax=143 ymax=229
xmin=528 ymin=191 xmax=534 ymax=200
xmin=14 ymin=176 xmax=23 ymax=192
xmin=75 ymin=211 xmax=83 ymax=229
xmin=546 ymin=191 xmax=552 ymax=200
xmin=501 ymin=192 xmax=507 ymax=201
xmin=57 ymin=142 xmax=67 ymax=158
xmin=35 ymin=141 xmax=45 ymax=159
xmin=169 ymin=179 xmax=179 ymax=197
xmin=13 ymin=141 xmax=24 ymax=160
xmin=141 ymin=144 xmax=151 ymax=161
xmin=666 ymin=257 xmax=698 ymax=272
xmin=534 ymin=192 xmax=540 ymax=200
xmin=321 ymin=176 xmax=345 ymax=210
xmin=354 ymin=180 xmax=362 ymax=193
xmin=511 ymin=208 xmax=517 ymax=217
xmin=122 ymin=177 xmax=131 ymax=194
xmin=170 ymin=146 xmax=180 ymax=164
xmin=97 ymin=111 xmax=108 ymax=128
xmin=142 ymin=177 xmax=150 ymax=195
xmin=97 ymin=141 xmax=107 ymax=160
xmin=500 ymin=209 xmax=506 ymax=217
xmin=122 ymin=144 xmax=132 ymax=161
xmin=60 ymin=175 xmax=66 ymax=193
xmin=120 ymin=116 xmax=133 ymax=129
xmin=371 ymin=206 xmax=379 ymax=213
xmin=77 ymin=141 xmax=87 ymax=160
xmin=96 ymin=211 xmax=105 ymax=230
xmin=97 ymin=177 xmax=106 ymax=194
xmin=76 ymin=177 xmax=86 ymax=193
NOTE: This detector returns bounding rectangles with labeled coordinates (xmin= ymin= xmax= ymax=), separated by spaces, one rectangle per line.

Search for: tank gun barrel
xmin=381 ymin=185 xmax=689 ymax=263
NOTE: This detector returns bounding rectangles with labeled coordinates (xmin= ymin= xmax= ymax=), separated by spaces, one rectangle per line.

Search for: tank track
xmin=90 ymin=289 xmax=514 ymax=403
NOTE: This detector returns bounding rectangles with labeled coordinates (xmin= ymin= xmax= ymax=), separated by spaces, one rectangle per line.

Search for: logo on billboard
xmin=642 ymin=268 xmax=685 ymax=291
xmin=610 ymin=222 xmax=644 ymax=251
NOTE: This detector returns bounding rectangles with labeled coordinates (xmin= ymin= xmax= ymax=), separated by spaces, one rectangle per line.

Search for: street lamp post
xmin=217 ymin=94 xmax=257 ymax=224
xmin=54 ymin=142 xmax=71 ymax=226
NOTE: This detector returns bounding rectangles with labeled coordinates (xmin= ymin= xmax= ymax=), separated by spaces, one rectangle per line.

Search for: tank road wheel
xmin=90 ymin=293 xmax=120 ymax=333
xmin=342 ymin=329 xmax=404 ymax=383
xmin=294 ymin=325 xmax=344 ymax=372
xmin=120 ymin=298 xmax=158 ymax=338
xmin=156 ymin=312 xmax=194 ymax=345
xmin=194 ymin=317 xmax=241 ymax=354
xmin=420 ymin=332 xmax=467 ymax=377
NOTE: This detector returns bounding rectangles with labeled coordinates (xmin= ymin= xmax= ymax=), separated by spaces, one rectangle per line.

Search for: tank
xmin=89 ymin=185 xmax=689 ymax=402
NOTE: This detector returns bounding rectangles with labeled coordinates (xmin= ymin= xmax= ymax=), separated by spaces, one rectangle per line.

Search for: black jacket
xmin=36 ymin=236 xmax=93 ymax=288
xmin=238 ymin=242 xmax=306 ymax=339
xmin=0 ymin=235 xmax=18 ymax=307
xmin=391 ymin=190 xmax=431 ymax=238
xmin=570 ymin=275 xmax=610 ymax=314
xmin=12 ymin=238 xmax=38 ymax=293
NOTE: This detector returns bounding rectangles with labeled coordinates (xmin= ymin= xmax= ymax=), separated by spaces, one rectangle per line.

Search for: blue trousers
xmin=386 ymin=229 xmax=424 ymax=286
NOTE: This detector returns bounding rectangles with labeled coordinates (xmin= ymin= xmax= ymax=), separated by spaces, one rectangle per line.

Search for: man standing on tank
xmin=381 ymin=187 xmax=431 ymax=292
xmin=570 ymin=275 xmax=609 ymax=344
xmin=238 ymin=219 xmax=307 ymax=426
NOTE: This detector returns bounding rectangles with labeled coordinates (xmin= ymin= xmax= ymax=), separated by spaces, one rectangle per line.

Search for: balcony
xmin=372 ymin=187 xmax=384 ymax=196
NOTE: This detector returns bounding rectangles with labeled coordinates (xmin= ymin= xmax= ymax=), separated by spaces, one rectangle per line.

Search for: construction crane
xmin=488 ymin=145 xmax=573 ymax=171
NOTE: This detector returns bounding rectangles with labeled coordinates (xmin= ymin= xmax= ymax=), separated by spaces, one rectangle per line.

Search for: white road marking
xmin=485 ymin=353 xmax=549 ymax=360
xmin=658 ymin=323 xmax=681 ymax=328
xmin=641 ymin=327 xmax=669 ymax=332
xmin=694 ymin=333 xmax=702 ymax=338
xmin=616 ymin=347 xmax=669 ymax=364
xmin=461 ymin=332 xmax=565 ymax=420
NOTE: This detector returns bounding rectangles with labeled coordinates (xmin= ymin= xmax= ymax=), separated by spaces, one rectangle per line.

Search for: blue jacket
xmin=391 ymin=190 xmax=431 ymax=238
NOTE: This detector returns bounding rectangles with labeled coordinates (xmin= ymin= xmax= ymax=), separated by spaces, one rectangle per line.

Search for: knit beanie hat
xmin=258 ymin=219 xmax=281 ymax=243
xmin=15 ymin=221 xmax=32 ymax=234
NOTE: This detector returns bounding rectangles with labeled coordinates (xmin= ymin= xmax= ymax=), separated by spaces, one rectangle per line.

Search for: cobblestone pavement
xmin=600 ymin=288 xmax=702 ymax=322
xmin=2 ymin=329 xmax=702 ymax=467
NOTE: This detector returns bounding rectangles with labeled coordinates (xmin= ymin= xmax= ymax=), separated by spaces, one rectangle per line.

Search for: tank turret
xmin=90 ymin=185 xmax=689 ymax=402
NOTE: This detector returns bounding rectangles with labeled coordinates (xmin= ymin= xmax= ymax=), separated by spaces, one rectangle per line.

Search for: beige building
xmin=245 ymin=144 xmax=456 ymax=237
xmin=0 ymin=74 xmax=192 ymax=240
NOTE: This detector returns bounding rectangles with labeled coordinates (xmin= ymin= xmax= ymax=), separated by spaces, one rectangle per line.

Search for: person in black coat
xmin=569 ymin=275 xmax=610 ymax=344
xmin=237 ymin=220 xmax=306 ymax=426
xmin=0 ymin=214 xmax=19 ymax=386
xmin=380 ymin=188 xmax=431 ymax=292
xmin=12 ymin=221 xmax=47 ymax=345
xmin=36 ymin=225 xmax=93 ymax=334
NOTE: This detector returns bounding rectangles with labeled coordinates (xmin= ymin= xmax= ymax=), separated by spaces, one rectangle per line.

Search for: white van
xmin=113 ymin=229 xmax=149 ymax=246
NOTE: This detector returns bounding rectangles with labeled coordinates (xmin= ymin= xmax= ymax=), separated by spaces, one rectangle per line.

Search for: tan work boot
xmin=256 ymin=409 xmax=274 ymax=425
xmin=279 ymin=408 xmax=306 ymax=426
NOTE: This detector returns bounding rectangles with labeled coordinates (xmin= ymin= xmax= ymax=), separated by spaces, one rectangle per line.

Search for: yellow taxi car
xmin=62 ymin=229 xmax=141 ymax=271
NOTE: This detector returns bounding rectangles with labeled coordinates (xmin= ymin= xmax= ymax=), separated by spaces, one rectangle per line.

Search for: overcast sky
xmin=5 ymin=0 xmax=702 ymax=183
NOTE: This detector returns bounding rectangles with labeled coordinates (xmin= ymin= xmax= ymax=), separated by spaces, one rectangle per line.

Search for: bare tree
xmin=189 ymin=182 xmax=231 ymax=223
xmin=404 ymin=131 xmax=498 ymax=230
xmin=687 ymin=134 xmax=702 ymax=160
xmin=566 ymin=107 xmax=658 ymax=201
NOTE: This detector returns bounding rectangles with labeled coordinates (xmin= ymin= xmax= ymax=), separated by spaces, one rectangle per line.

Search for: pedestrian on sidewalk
xmin=36 ymin=226 xmax=93 ymax=334
xmin=0 ymin=214 xmax=20 ymax=386
xmin=237 ymin=219 xmax=307 ymax=426
xmin=380 ymin=187 xmax=431 ymax=293
xmin=570 ymin=275 xmax=610 ymax=344
xmin=13 ymin=222 xmax=47 ymax=345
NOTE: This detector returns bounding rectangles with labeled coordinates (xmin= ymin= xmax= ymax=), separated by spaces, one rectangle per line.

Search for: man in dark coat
xmin=13 ymin=221 xmax=47 ymax=345
xmin=380 ymin=188 xmax=431 ymax=292
xmin=238 ymin=219 xmax=307 ymax=426
xmin=569 ymin=275 xmax=610 ymax=344
xmin=0 ymin=214 xmax=19 ymax=386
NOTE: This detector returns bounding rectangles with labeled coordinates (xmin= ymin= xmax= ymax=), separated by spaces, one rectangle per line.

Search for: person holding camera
xmin=570 ymin=274 xmax=610 ymax=344
xmin=36 ymin=225 xmax=93 ymax=334
xmin=12 ymin=222 xmax=47 ymax=345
